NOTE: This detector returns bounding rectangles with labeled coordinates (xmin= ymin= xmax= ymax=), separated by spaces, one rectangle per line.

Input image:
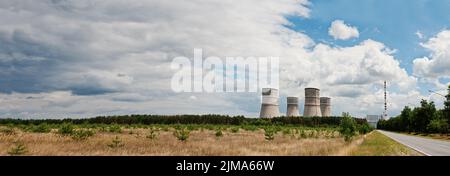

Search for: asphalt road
xmin=378 ymin=130 xmax=450 ymax=156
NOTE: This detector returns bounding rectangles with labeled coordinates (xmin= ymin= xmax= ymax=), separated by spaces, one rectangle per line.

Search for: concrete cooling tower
xmin=320 ymin=97 xmax=331 ymax=117
xmin=286 ymin=97 xmax=300 ymax=117
xmin=303 ymin=88 xmax=322 ymax=117
xmin=259 ymin=88 xmax=280 ymax=118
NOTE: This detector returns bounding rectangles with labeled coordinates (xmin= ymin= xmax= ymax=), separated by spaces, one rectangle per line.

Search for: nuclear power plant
xmin=320 ymin=97 xmax=331 ymax=117
xmin=286 ymin=97 xmax=300 ymax=117
xmin=303 ymin=88 xmax=322 ymax=117
xmin=259 ymin=87 xmax=331 ymax=118
xmin=259 ymin=88 xmax=281 ymax=118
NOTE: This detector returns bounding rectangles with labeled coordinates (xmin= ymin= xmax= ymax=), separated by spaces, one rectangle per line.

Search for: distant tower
xmin=320 ymin=97 xmax=331 ymax=117
xmin=260 ymin=88 xmax=280 ymax=118
xmin=286 ymin=97 xmax=300 ymax=117
xmin=303 ymin=88 xmax=322 ymax=117
xmin=384 ymin=81 xmax=387 ymax=119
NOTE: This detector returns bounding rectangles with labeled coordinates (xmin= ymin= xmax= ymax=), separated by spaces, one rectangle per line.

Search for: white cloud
xmin=416 ymin=31 xmax=424 ymax=39
xmin=0 ymin=0 xmax=424 ymax=118
xmin=413 ymin=30 xmax=450 ymax=79
xmin=328 ymin=20 xmax=360 ymax=40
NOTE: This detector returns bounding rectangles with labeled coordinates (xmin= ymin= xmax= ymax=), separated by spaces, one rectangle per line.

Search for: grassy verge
xmin=400 ymin=132 xmax=450 ymax=141
xmin=350 ymin=131 xmax=423 ymax=156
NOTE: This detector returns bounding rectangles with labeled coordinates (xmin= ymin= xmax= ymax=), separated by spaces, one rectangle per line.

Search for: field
xmin=0 ymin=124 xmax=367 ymax=156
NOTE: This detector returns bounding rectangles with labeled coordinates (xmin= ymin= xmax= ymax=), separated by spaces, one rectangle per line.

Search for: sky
xmin=0 ymin=0 xmax=449 ymax=119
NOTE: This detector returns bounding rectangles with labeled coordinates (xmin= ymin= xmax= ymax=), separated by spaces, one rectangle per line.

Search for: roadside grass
xmin=350 ymin=131 xmax=423 ymax=156
xmin=401 ymin=132 xmax=450 ymax=141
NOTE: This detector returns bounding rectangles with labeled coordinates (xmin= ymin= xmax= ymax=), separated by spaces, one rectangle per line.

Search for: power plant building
xmin=320 ymin=97 xmax=331 ymax=117
xmin=286 ymin=97 xmax=300 ymax=117
xmin=259 ymin=88 xmax=280 ymax=118
xmin=303 ymin=88 xmax=322 ymax=117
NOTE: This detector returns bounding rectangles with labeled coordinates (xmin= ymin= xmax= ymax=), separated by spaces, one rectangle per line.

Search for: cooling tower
xmin=286 ymin=97 xmax=300 ymax=117
xmin=303 ymin=88 xmax=322 ymax=117
xmin=259 ymin=88 xmax=280 ymax=118
xmin=320 ymin=97 xmax=331 ymax=117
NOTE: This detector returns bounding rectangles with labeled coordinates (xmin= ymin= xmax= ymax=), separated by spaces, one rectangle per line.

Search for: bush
xmin=339 ymin=115 xmax=357 ymax=142
xmin=173 ymin=128 xmax=190 ymax=142
xmin=108 ymin=124 xmax=122 ymax=133
xmin=8 ymin=142 xmax=27 ymax=155
xmin=299 ymin=129 xmax=307 ymax=139
xmin=264 ymin=128 xmax=276 ymax=141
xmin=357 ymin=123 xmax=373 ymax=135
xmin=29 ymin=124 xmax=51 ymax=133
xmin=426 ymin=118 xmax=448 ymax=134
xmin=215 ymin=129 xmax=223 ymax=138
xmin=146 ymin=128 xmax=160 ymax=140
xmin=107 ymin=136 xmax=124 ymax=148
xmin=58 ymin=123 xmax=74 ymax=136
xmin=230 ymin=127 xmax=239 ymax=133
xmin=71 ymin=129 xmax=95 ymax=140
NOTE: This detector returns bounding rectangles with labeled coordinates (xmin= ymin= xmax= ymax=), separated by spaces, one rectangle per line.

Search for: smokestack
xmin=259 ymin=88 xmax=280 ymax=118
xmin=320 ymin=97 xmax=331 ymax=117
xmin=286 ymin=97 xmax=300 ymax=117
xmin=303 ymin=88 xmax=322 ymax=117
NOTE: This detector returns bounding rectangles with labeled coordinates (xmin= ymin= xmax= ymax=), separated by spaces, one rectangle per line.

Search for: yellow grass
xmin=348 ymin=131 xmax=422 ymax=156
xmin=0 ymin=128 xmax=362 ymax=156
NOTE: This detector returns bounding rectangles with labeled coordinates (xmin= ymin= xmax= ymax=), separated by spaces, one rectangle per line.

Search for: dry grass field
xmin=0 ymin=127 xmax=365 ymax=156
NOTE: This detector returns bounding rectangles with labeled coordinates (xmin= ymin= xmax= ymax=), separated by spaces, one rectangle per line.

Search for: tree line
xmin=378 ymin=85 xmax=450 ymax=134
xmin=0 ymin=115 xmax=368 ymax=127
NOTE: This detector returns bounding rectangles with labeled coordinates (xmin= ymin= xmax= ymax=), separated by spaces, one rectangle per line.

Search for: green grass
xmin=351 ymin=131 xmax=422 ymax=156
xmin=401 ymin=132 xmax=450 ymax=141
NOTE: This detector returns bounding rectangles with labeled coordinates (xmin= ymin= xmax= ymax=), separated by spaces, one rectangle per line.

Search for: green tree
xmin=414 ymin=100 xmax=437 ymax=133
xmin=399 ymin=106 xmax=413 ymax=132
xmin=339 ymin=114 xmax=357 ymax=142
xmin=444 ymin=85 xmax=450 ymax=124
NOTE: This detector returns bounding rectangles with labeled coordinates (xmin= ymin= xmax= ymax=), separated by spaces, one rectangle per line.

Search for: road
xmin=378 ymin=130 xmax=450 ymax=156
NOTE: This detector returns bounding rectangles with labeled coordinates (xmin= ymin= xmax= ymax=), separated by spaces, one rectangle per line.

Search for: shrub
xmin=29 ymin=123 xmax=51 ymax=133
xmin=58 ymin=123 xmax=74 ymax=136
xmin=230 ymin=127 xmax=239 ymax=133
xmin=215 ymin=129 xmax=223 ymax=138
xmin=146 ymin=128 xmax=160 ymax=140
xmin=108 ymin=124 xmax=122 ymax=133
xmin=107 ymin=136 xmax=124 ymax=148
xmin=264 ymin=128 xmax=276 ymax=141
xmin=357 ymin=123 xmax=373 ymax=135
xmin=282 ymin=128 xmax=291 ymax=136
xmin=173 ymin=128 xmax=190 ymax=142
xmin=71 ymin=129 xmax=95 ymax=140
xmin=339 ymin=115 xmax=357 ymax=142
xmin=299 ymin=129 xmax=307 ymax=139
xmin=8 ymin=142 xmax=27 ymax=156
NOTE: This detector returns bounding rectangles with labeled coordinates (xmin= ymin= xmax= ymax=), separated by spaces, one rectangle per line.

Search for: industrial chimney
xmin=320 ymin=97 xmax=331 ymax=117
xmin=303 ymin=88 xmax=322 ymax=117
xmin=259 ymin=88 xmax=280 ymax=118
xmin=286 ymin=97 xmax=300 ymax=117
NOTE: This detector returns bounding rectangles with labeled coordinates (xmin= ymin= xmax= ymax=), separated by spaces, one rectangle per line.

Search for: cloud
xmin=328 ymin=20 xmax=360 ymax=40
xmin=413 ymin=30 xmax=450 ymax=80
xmin=0 ymin=0 xmax=423 ymax=118
xmin=416 ymin=31 xmax=424 ymax=39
